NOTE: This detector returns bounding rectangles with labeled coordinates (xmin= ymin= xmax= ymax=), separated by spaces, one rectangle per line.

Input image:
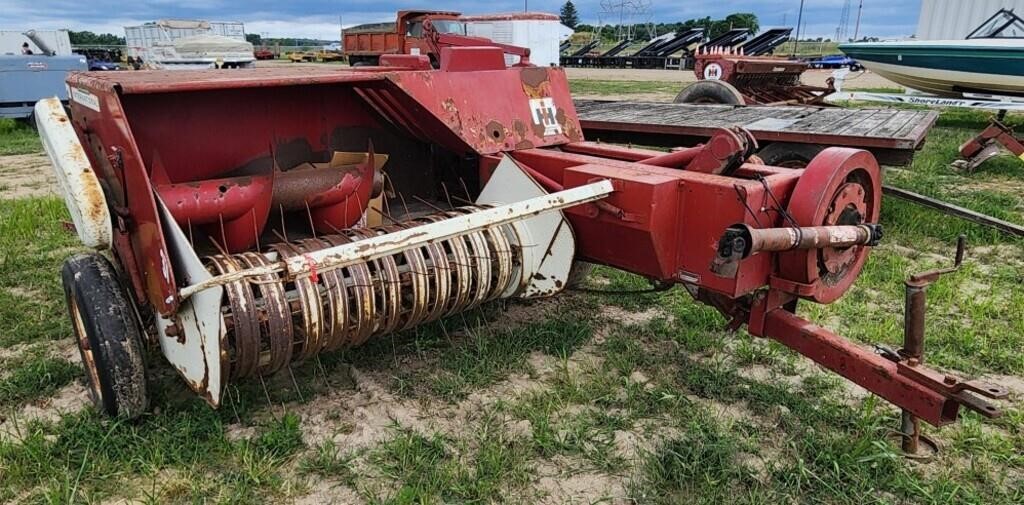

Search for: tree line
xmin=560 ymin=1 xmax=760 ymax=41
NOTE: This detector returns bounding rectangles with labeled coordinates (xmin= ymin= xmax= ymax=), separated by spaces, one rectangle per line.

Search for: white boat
xmin=840 ymin=9 xmax=1024 ymax=98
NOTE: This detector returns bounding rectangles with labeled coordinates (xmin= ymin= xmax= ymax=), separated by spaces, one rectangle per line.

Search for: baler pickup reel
xmin=155 ymin=157 xmax=612 ymax=404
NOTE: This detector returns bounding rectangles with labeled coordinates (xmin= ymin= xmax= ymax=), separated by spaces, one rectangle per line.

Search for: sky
xmin=1 ymin=0 xmax=923 ymax=41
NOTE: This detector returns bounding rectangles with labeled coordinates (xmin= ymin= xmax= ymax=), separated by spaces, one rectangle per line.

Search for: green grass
xmin=0 ymin=99 xmax=1021 ymax=502
xmin=0 ymin=353 xmax=79 ymax=408
xmin=0 ymin=197 xmax=82 ymax=347
xmin=0 ymin=118 xmax=42 ymax=156
xmin=569 ymin=79 xmax=684 ymax=97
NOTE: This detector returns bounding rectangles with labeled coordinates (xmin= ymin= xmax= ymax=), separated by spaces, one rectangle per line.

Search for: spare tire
xmin=757 ymin=143 xmax=826 ymax=169
xmin=674 ymin=80 xmax=745 ymax=105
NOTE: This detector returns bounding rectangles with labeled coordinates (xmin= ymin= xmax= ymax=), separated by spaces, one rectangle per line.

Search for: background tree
xmin=723 ymin=13 xmax=759 ymax=34
xmin=560 ymin=1 xmax=580 ymax=30
xmin=68 ymin=31 xmax=125 ymax=46
xmin=245 ymin=33 xmax=262 ymax=46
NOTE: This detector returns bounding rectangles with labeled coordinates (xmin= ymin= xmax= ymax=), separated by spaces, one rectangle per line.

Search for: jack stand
xmin=955 ymin=111 xmax=1024 ymax=172
xmin=895 ymin=235 xmax=966 ymax=459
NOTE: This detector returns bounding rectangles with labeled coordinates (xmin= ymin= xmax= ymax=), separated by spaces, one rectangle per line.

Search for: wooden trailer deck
xmin=573 ymin=100 xmax=939 ymax=166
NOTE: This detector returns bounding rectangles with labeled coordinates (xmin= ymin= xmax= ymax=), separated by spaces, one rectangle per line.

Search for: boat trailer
xmin=39 ymin=48 xmax=1006 ymax=453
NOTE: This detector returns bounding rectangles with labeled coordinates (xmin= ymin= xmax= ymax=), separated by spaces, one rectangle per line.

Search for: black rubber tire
xmin=756 ymin=143 xmax=826 ymax=169
xmin=674 ymin=80 xmax=745 ymax=105
xmin=62 ymin=253 xmax=149 ymax=419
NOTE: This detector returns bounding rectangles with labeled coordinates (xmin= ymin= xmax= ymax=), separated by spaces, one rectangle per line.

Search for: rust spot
xmin=520 ymin=67 xmax=552 ymax=99
xmin=485 ymin=121 xmax=506 ymax=143
xmin=442 ymin=97 xmax=463 ymax=131
xmin=520 ymin=67 xmax=549 ymax=88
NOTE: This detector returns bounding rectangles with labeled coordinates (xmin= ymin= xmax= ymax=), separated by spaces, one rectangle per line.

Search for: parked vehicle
xmin=806 ymin=54 xmax=862 ymax=70
xmin=0 ymin=30 xmax=86 ymax=123
xmin=341 ymin=10 xmax=530 ymax=68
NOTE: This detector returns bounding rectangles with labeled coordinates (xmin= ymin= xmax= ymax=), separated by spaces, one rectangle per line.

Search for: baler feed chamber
xmin=59 ymin=68 xmax=590 ymax=404
xmin=119 ymin=79 xmax=447 ymax=259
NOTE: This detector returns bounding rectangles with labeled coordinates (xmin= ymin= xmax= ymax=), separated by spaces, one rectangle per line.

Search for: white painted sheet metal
xmin=35 ymin=97 xmax=113 ymax=249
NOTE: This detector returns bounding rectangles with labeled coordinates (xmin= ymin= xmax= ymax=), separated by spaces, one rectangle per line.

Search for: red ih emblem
xmin=529 ymin=98 xmax=562 ymax=136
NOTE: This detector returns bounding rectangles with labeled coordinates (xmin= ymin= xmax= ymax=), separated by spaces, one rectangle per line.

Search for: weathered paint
xmin=35 ymin=97 xmax=112 ymax=249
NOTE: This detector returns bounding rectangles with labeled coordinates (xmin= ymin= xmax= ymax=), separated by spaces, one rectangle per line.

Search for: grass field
xmin=0 ymin=85 xmax=1022 ymax=504
xmin=0 ymin=119 xmax=42 ymax=156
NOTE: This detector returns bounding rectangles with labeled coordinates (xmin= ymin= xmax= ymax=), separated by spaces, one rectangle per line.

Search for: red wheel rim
xmin=777 ymin=148 xmax=881 ymax=303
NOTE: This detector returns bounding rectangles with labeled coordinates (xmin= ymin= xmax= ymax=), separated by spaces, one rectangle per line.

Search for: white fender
xmin=35 ymin=97 xmax=112 ymax=249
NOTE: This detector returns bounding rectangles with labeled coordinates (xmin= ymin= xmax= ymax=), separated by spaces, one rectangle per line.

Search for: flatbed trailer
xmin=574 ymin=99 xmax=938 ymax=166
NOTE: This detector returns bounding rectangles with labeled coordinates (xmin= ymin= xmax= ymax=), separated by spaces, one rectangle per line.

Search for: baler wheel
xmin=674 ymin=80 xmax=745 ymax=105
xmin=62 ymin=253 xmax=149 ymax=419
xmin=756 ymin=143 xmax=825 ymax=168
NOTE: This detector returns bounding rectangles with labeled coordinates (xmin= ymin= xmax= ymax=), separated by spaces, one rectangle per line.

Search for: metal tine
xmin=287 ymin=364 xmax=305 ymax=403
xmin=458 ymin=177 xmax=473 ymax=203
xmin=186 ymin=217 xmax=195 ymax=250
xmin=304 ymin=201 xmax=317 ymax=239
xmin=412 ymin=195 xmax=448 ymax=213
xmin=258 ymin=373 xmax=280 ymax=421
xmin=218 ymin=213 xmax=228 ymax=254
xmin=315 ymin=356 xmax=335 ymax=396
xmin=250 ymin=209 xmax=261 ymax=251
xmin=369 ymin=206 xmax=401 ymax=224
xmin=227 ymin=383 xmax=242 ymax=425
xmin=441 ymin=182 xmax=454 ymax=209
xmin=397 ymin=190 xmax=412 ymax=220
xmin=451 ymin=195 xmax=474 ymax=206
xmin=208 ymin=234 xmax=231 ymax=257
xmin=279 ymin=204 xmax=288 ymax=242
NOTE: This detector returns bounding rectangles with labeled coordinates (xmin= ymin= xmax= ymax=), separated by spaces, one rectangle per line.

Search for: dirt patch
xmin=293 ymin=478 xmax=363 ymax=505
xmin=6 ymin=286 xmax=46 ymax=301
xmin=534 ymin=459 xmax=628 ymax=504
xmin=0 ymin=153 xmax=56 ymax=200
xmin=600 ymin=305 xmax=667 ymax=327
xmin=982 ymin=374 xmax=1024 ymax=398
xmin=961 ymin=177 xmax=1024 ymax=196
xmin=0 ymin=380 xmax=90 ymax=439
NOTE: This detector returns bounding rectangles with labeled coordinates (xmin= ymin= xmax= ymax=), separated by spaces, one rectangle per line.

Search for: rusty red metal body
xmin=62 ymin=47 xmax=1003 ymax=426
xmin=958 ymin=117 xmax=1024 ymax=172
xmin=695 ymin=52 xmax=835 ymax=105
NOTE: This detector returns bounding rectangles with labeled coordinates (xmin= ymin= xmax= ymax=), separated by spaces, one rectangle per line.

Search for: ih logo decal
xmin=703 ymin=62 xmax=723 ymax=80
xmin=530 ymin=98 xmax=562 ymax=136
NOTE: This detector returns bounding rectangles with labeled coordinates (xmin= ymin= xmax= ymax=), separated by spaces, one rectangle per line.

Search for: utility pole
xmin=853 ymin=0 xmax=864 ymax=41
xmin=793 ymin=0 xmax=805 ymax=57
